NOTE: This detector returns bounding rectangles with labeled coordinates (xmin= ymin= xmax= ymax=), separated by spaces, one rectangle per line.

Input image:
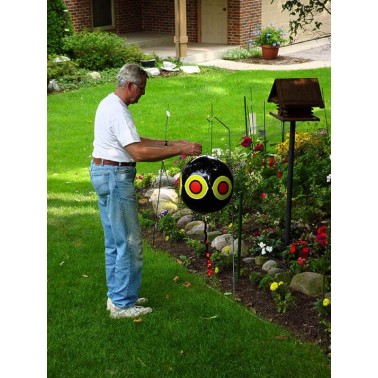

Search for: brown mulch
xmin=235 ymin=55 xmax=312 ymax=65
xmin=144 ymin=227 xmax=330 ymax=355
xmin=156 ymin=55 xmax=312 ymax=77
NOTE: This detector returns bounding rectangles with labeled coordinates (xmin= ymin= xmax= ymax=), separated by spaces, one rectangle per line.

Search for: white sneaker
xmin=107 ymin=297 xmax=148 ymax=311
xmin=110 ymin=305 xmax=153 ymax=319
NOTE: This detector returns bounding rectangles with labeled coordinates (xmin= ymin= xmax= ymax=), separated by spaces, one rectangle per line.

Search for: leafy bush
xmin=47 ymin=0 xmax=73 ymax=54
xmin=62 ymin=30 xmax=145 ymax=70
xmin=223 ymin=47 xmax=261 ymax=60
xmin=47 ymin=55 xmax=85 ymax=83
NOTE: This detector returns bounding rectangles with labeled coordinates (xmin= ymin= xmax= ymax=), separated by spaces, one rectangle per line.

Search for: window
xmin=92 ymin=0 xmax=114 ymax=29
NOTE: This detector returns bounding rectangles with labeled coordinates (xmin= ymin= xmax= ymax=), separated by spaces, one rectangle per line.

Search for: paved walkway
xmin=199 ymin=37 xmax=331 ymax=70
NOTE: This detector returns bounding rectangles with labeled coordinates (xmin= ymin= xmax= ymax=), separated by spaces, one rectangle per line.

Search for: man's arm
xmin=125 ymin=139 xmax=202 ymax=162
xmin=140 ymin=137 xmax=189 ymax=148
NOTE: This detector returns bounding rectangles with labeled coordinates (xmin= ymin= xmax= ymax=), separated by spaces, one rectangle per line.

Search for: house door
xmin=201 ymin=0 xmax=228 ymax=44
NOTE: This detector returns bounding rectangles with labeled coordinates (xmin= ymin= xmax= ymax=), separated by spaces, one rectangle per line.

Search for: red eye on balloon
xmin=184 ymin=175 xmax=208 ymax=199
xmin=212 ymin=176 xmax=233 ymax=200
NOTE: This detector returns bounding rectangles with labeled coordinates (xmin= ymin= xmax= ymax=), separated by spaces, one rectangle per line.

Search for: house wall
xmin=262 ymin=0 xmax=331 ymax=43
xmin=138 ymin=0 xmax=198 ymax=42
xmin=63 ymin=0 xmax=329 ymax=46
xmin=228 ymin=0 xmax=261 ymax=45
xmin=64 ymin=0 xmax=92 ymax=32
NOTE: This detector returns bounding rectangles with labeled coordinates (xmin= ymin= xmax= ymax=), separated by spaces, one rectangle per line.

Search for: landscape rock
xmin=267 ymin=268 xmax=286 ymax=276
xmin=149 ymin=188 xmax=178 ymax=203
xmin=152 ymin=174 xmax=176 ymax=188
xmin=177 ymin=214 xmax=194 ymax=229
xmin=211 ymin=234 xmax=233 ymax=251
xmin=172 ymin=208 xmax=193 ymax=219
xmin=254 ymin=256 xmax=269 ymax=266
xmin=290 ymin=272 xmax=329 ymax=297
xmin=88 ymin=71 xmax=101 ymax=79
xmin=274 ymin=271 xmax=294 ymax=284
xmin=262 ymin=260 xmax=280 ymax=273
xmin=185 ymin=220 xmax=204 ymax=232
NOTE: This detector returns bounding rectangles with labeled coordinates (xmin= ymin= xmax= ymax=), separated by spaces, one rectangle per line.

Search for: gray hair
xmin=116 ymin=64 xmax=148 ymax=88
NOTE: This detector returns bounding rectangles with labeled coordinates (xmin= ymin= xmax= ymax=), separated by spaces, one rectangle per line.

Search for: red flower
xmin=261 ymin=192 xmax=267 ymax=199
xmin=297 ymin=257 xmax=306 ymax=266
xmin=315 ymin=233 xmax=327 ymax=248
xmin=317 ymin=226 xmax=327 ymax=235
xmin=254 ymin=143 xmax=264 ymax=151
xmin=290 ymin=243 xmax=296 ymax=254
xmin=253 ymin=231 xmax=261 ymax=237
xmin=268 ymin=157 xmax=274 ymax=168
xmin=277 ymin=170 xmax=283 ymax=179
xmin=301 ymin=247 xmax=310 ymax=256
xmin=241 ymin=136 xmax=252 ymax=147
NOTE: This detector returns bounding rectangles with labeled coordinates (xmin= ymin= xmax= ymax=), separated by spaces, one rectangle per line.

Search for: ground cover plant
xmin=48 ymin=67 xmax=331 ymax=376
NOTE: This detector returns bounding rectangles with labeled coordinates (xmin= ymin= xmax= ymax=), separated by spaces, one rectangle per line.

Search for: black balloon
xmin=180 ymin=155 xmax=233 ymax=213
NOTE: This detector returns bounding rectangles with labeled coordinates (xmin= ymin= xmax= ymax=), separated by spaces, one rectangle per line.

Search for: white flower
xmin=166 ymin=111 xmax=171 ymax=118
xmin=266 ymin=246 xmax=273 ymax=253
xmin=327 ymin=174 xmax=331 ymax=182
xmin=259 ymin=242 xmax=267 ymax=255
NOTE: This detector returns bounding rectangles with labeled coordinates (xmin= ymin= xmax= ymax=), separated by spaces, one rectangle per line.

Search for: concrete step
xmin=181 ymin=46 xmax=238 ymax=64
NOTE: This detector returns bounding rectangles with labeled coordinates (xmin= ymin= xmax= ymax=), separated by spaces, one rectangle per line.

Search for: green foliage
xmin=249 ymin=271 xmax=264 ymax=284
xmin=184 ymin=238 xmax=204 ymax=257
xmin=47 ymin=55 xmax=87 ymax=84
xmin=158 ymin=214 xmax=186 ymax=242
xmin=258 ymin=274 xmax=275 ymax=289
xmin=271 ymin=0 xmax=331 ymax=41
xmin=223 ymin=47 xmax=261 ymax=60
xmin=62 ymin=30 xmax=145 ymax=70
xmin=252 ymin=24 xmax=288 ymax=47
xmin=270 ymin=281 xmax=296 ymax=313
xmin=47 ymin=0 xmax=73 ymax=54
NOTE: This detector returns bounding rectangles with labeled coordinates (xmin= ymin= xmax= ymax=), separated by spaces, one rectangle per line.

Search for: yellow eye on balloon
xmin=212 ymin=176 xmax=233 ymax=200
xmin=184 ymin=175 xmax=208 ymax=199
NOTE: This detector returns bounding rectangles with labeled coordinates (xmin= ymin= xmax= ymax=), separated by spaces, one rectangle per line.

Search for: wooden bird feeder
xmin=267 ymin=78 xmax=325 ymax=244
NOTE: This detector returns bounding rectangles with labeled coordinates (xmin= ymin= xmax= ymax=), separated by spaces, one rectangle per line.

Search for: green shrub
xmin=47 ymin=0 xmax=73 ymax=54
xmin=62 ymin=30 xmax=145 ymax=70
xmin=223 ymin=47 xmax=261 ymax=60
xmin=47 ymin=55 xmax=85 ymax=83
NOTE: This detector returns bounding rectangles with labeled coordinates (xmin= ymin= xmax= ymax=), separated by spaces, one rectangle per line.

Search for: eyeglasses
xmin=132 ymin=82 xmax=146 ymax=93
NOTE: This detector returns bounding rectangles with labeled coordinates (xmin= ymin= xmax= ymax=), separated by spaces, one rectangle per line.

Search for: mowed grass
xmin=48 ymin=67 xmax=331 ymax=377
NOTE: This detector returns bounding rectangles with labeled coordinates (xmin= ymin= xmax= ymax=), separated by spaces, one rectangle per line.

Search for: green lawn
xmin=48 ymin=67 xmax=331 ymax=377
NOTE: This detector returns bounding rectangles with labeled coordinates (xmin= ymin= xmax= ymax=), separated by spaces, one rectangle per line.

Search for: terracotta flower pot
xmin=261 ymin=45 xmax=280 ymax=60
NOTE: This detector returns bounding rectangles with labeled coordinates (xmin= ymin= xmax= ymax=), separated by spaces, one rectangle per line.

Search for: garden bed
xmin=144 ymin=226 xmax=331 ymax=355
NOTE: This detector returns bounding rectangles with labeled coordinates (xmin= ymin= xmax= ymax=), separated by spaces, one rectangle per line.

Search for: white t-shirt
xmin=92 ymin=93 xmax=141 ymax=162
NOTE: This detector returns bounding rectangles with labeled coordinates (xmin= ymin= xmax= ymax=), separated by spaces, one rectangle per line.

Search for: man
xmin=90 ymin=64 xmax=202 ymax=319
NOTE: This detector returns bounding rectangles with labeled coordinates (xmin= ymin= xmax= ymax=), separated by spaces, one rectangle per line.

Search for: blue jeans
xmin=90 ymin=161 xmax=143 ymax=309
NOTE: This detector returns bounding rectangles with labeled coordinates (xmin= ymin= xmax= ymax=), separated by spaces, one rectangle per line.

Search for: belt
xmin=93 ymin=158 xmax=136 ymax=167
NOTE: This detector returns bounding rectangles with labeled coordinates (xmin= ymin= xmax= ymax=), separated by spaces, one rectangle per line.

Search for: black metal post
xmin=284 ymin=121 xmax=296 ymax=245
xmin=237 ymin=191 xmax=243 ymax=279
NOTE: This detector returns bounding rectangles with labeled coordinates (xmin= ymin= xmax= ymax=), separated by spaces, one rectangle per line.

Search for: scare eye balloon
xmin=179 ymin=155 xmax=233 ymax=213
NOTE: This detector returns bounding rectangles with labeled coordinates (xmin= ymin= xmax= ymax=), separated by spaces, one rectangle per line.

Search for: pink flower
xmin=297 ymin=257 xmax=306 ymax=266
xmin=241 ymin=136 xmax=252 ymax=147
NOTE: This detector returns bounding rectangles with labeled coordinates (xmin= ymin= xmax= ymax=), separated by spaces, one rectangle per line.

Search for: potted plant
xmin=140 ymin=54 xmax=157 ymax=68
xmin=252 ymin=23 xmax=288 ymax=60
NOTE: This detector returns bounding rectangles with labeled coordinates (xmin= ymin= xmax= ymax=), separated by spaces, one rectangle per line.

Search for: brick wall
xmin=228 ymin=0 xmax=261 ymax=46
xmin=114 ymin=0 xmax=142 ymax=34
xmin=140 ymin=0 xmax=198 ymax=42
xmin=64 ymin=0 xmax=92 ymax=32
